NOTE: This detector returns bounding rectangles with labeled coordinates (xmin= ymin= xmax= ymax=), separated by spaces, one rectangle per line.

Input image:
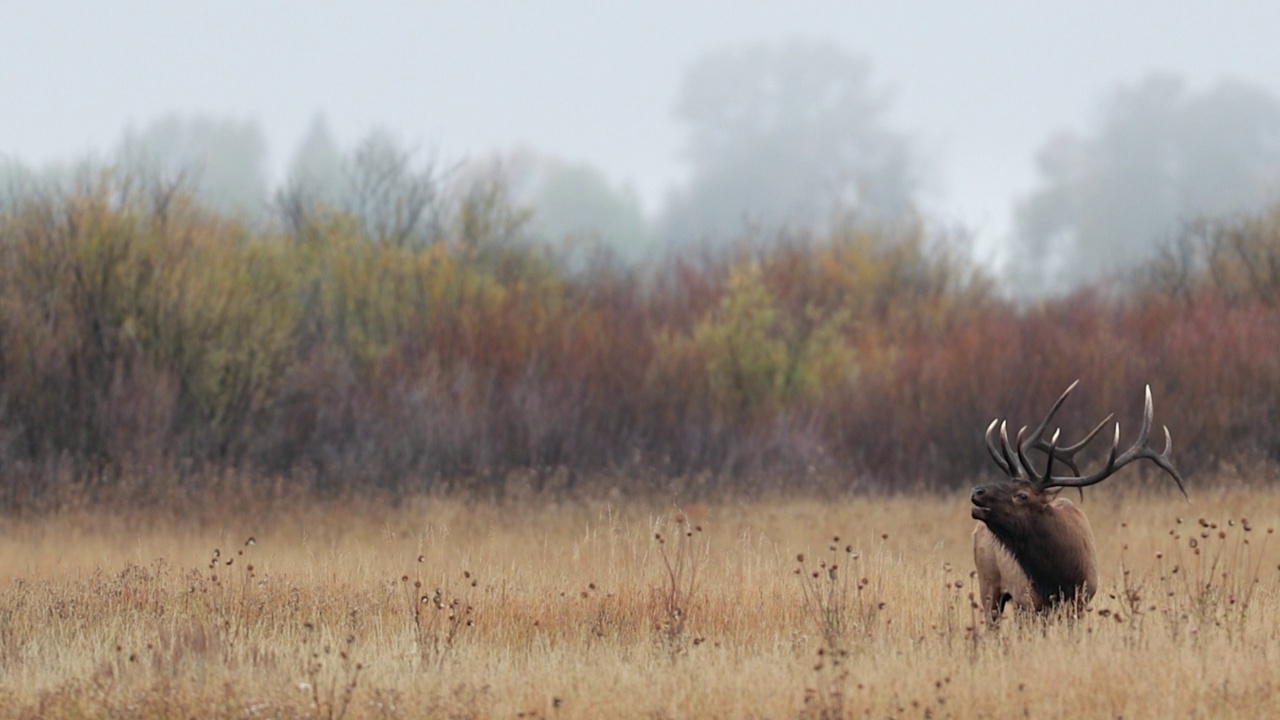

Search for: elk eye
xmin=1014 ymin=492 xmax=1029 ymax=502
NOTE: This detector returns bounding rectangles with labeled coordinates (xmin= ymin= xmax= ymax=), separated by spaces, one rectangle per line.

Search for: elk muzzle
xmin=970 ymin=485 xmax=991 ymax=520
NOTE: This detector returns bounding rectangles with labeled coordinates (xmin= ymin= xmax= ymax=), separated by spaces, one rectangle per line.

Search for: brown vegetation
xmin=1 ymin=177 xmax=1279 ymax=503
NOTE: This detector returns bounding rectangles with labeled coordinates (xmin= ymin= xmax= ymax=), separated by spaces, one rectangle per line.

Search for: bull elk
xmin=970 ymin=381 xmax=1187 ymax=621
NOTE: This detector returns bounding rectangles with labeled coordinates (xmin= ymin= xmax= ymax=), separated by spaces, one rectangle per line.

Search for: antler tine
xmin=1021 ymin=380 xmax=1079 ymax=449
xmin=1057 ymin=413 xmax=1113 ymax=452
xmin=1148 ymin=424 xmax=1189 ymax=501
xmin=1013 ymin=425 xmax=1035 ymax=482
xmin=1048 ymin=413 xmax=1114 ymax=474
xmin=1040 ymin=385 xmax=1188 ymax=497
xmin=984 ymin=418 xmax=1011 ymax=475
xmin=999 ymin=421 xmax=1028 ymax=482
xmin=1042 ymin=428 xmax=1060 ymax=481
xmin=1018 ymin=424 xmax=1068 ymax=486
xmin=1038 ymin=427 xmax=1087 ymax=500
xmin=1021 ymin=380 xmax=1116 ymax=476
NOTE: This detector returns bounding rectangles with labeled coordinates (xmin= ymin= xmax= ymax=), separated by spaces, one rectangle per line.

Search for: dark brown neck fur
xmin=984 ymin=505 xmax=1093 ymax=604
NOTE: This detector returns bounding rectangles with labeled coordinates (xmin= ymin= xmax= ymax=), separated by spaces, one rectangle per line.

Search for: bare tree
xmin=277 ymin=123 xmax=441 ymax=246
xmin=346 ymin=129 xmax=440 ymax=246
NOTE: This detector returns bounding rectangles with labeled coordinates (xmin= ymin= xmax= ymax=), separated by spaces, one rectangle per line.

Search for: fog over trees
xmin=4 ymin=41 xmax=1279 ymax=298
xmin=115 ymin=115 xmax=271 ymax=221
xmin=660 ymin=40 xmax=918 ymax=244
xmin=521 ymin=159 xmax=649 ymax=262
xmin=1010 ymin=75 xmax=1280 ymax=295
xmin=282 ymin=115 xmax=345 ymax=211
xmin=275 ymin=119 xmax=443 ymax=246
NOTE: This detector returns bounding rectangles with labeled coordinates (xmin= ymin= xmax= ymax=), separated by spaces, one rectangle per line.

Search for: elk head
xmin=970 ymin=380 xmax=1187 ymax=620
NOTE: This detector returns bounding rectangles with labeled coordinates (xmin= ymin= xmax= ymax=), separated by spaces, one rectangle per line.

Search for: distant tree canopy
xmin=527 ymin=163 xmax=648 ymax=258
xmin=1011 ymin=75 xmax=1280 ymax=296
xmin=661 ymin=40 xmax=918 ymax=245
xmin=284 ymin=114 xmax=345 ymax=209
xmin=116 ymin=114 xmax=271 ymax=220
xmin=481 ymin=147 xmax=651 ymax=263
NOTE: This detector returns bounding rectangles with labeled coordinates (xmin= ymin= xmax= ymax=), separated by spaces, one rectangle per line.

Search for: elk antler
xmin=1017 ymin=380 xmax=1113 ymax=476
xmin=984 ymin=418 xmax=1013 ymax=476
xmin=983 ymin=380 xmax=1113 ymax=479
xmin=1037 ymin=385 xmax=1188 ymax=498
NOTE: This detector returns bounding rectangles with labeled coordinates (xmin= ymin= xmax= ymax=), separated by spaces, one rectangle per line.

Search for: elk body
xmin=970 ymin=381 xmax=1187 ymax=621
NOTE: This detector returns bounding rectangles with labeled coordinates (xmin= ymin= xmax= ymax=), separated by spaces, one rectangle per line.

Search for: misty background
xmin=4 ymin=1 xmax=1280 ymax=296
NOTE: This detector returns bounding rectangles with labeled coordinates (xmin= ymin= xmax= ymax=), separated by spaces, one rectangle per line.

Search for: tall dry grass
xmin=0 ymin=479 xmax=1277 ymax=719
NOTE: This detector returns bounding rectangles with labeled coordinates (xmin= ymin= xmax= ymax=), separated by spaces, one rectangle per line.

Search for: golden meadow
xmin=1 ymin=178 xmax=1280 ymax=717
xmin=1 ymin=488 xmax=1278 ymax=718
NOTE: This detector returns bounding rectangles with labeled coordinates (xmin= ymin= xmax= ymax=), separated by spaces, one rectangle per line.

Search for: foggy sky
xmin=4 ymin=1 xmax=1280 ymax=261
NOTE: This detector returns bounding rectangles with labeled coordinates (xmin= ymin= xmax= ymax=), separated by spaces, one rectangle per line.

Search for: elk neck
xmin=985 ymin=498 xmax=1097 ymax=604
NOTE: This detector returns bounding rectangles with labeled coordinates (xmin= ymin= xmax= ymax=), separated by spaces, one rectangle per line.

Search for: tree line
xmin=0 ymin=174 xmax=1278 ymax=505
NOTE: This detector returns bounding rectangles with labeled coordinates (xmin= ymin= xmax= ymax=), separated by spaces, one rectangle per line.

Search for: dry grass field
xmin=0 ymin=480 xmax=1277 ymax=719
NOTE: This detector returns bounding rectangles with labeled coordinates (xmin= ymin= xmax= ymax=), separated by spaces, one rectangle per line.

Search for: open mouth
xmin=970 ymin=503 xmax=989 ymax=520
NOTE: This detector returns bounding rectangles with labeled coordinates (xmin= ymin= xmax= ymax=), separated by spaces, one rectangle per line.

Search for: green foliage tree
xmin=691 ymin=262 xmax=791 ymax=416
xmin=0 ymin=180 xmax=299 ymax=467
